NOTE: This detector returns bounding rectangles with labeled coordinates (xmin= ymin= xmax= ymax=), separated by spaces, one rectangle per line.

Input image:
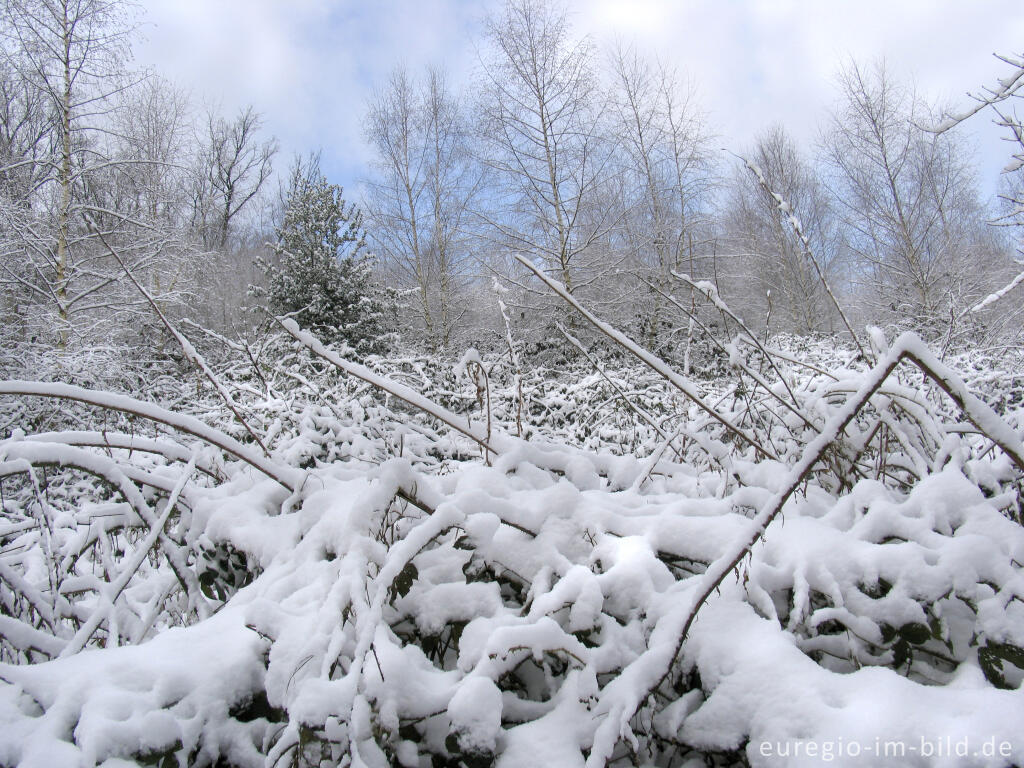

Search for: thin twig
xmin=90 ymin=222 xmax=271 ymax=456
xmin=515 ymin=254 xmax=777 ymax=461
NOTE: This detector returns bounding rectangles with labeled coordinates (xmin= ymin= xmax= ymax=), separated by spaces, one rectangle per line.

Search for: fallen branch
xmin=515 ymin=255 xmax=777 ymax=461
xmin=557 ymin=323 xmax=679 ymax=456
xmin=0 ymin=380 xmax=302 ymax=492
xmin=586 ymin=330 xmax=1024 ymax=766
xmin=22 ymin=431 xmax=223 ymax=480
xmin=275 ymin=317 xmax=496 ymax=456
xmin=92 ymin=224 xmax=271 ymax=456
xmin=0 ymin=441 xmax=208 ymax=621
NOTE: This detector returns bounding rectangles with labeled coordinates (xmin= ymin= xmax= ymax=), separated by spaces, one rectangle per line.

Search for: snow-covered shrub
xmin=4 ymin=312 xmax=1024 ymax=766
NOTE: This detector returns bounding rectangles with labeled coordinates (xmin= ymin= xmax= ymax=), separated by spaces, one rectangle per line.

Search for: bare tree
xmin=0 ymin=54 xmax=51 ymax=203
xmin=111 ymin=77 xmax=191 ymax=227
xmin=0 ymin=51 xmax=53 ymax=336
xmin=0 ymin=1 xmax=275 ymax=347
xmin=364 ymin=66 xmax=479 ymax=351
xmin=822 ymin=60 xmax=1001 ymax=341
xmin=933 ymin=53 xmax=1024 ymax=226
xmin=607 ymin=43 xmax=715 ymax=349
xmin=929 ymin=52 xmax=1024 ymax=347
xmin=103 ymin=77 xmax=202 ymax=329
xmin=192 ymin=106 xmax=277 ymax=250
xmin=0 ymin=0 xmax=157 ymax=344
xmin=723 ymin=125 xmax=844 ymax=334
xmin=477 ymin=0 xmax=615 ymax=312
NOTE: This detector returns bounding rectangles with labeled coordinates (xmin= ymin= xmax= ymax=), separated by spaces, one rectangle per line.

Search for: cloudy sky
xmin=134 ymin=0 xmax=1024 ymax=199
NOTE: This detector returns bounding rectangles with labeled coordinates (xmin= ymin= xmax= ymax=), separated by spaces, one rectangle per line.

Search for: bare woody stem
xmin=735 ymin=151 xmax=869 ymax=361
xmin=593 ymin=332 xmax=1024 ymax=767
xmin=89 ymin=221 xmax=272 ymax=457
xmin=275 ymin=316 xmax=496 ymax=455
xmin=0 ymin=380 xmax=301 ymax=492
xmin=515 ymin=254 xmax=777 ymax=461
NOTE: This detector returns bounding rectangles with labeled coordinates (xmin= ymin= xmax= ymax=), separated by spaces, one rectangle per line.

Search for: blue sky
xmin=134 ymin=0 xmax=1024 ymax=200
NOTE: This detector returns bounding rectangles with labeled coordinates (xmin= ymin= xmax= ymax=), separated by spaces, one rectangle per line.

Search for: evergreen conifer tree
xmin=262 ymin=158 xmax=395 ymax=354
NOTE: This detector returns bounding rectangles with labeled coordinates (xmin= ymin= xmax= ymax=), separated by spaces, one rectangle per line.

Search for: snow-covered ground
xmin=2 ymin=330 xmax=1024 ymax=767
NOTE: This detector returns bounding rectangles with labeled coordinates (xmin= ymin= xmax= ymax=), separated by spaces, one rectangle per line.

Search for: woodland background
xmin=4 ymin=2 xmax=1024 ymax=767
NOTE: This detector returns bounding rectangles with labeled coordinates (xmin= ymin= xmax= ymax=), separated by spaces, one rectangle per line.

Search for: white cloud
xmin=134 ymin=0 xmax=1024 ymax=196
xmin=136 ymin=0 xmax=495 ymax=185
xmin=572 ymin=0 xmax=1024 ymax=195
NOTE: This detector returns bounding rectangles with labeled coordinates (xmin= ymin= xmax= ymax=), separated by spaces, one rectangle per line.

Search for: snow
xmin=447 ymin=675 xmax=503 ymax=753
xmin=515 ymin=254 xmax=775 ymax=461
xmin=0 ymin=380 xmax=303 ymax=493
xmin=684 ymin=599 xmax=1024 ymax=767
xmin=970 ymin=269 xmax=1024 ymax=313
xmin=4 ymin=328 xmax=1024 ymax=766
xmin=0 ymin=607 xmax=266 ymax=768
xmin=278 ymin=318 xmax=493 ymax=454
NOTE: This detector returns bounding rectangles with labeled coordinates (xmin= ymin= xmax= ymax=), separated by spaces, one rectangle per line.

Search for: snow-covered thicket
xmin=3 ymin=302 xmax=1024 ymax=767
xmin=4 ymin=0 xmax=1024 ymax=761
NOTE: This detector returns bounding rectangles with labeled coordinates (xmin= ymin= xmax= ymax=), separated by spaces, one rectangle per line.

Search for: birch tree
xmin=0 ymin=0 xmax=141 ymax=344
xmin=607 ymin=44 xmax=715 ymax=350
xmin=822 ymin=60 xmax=999 ymax=340
xmin=0 ymin=0 xmax=204 ymax=347
xmin=723 ymin=126 xmax=844 ymax=334
xmin=364 ymin=66 xmax=478 ymax=350
xmin=478 ymin=0 xmax=614 ymax=311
